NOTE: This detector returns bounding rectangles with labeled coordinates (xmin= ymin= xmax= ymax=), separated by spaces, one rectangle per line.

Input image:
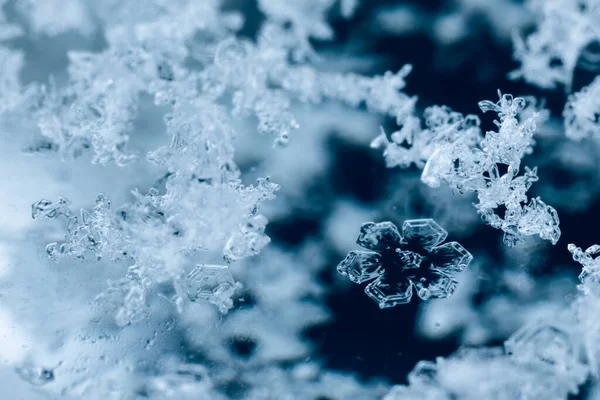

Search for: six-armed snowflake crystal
xmin=337 ymin=219 xmax=473 ymax=308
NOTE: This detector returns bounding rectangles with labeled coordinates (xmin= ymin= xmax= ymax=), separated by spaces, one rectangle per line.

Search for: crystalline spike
xmin=430 ymin=242 xmax=473 ymax=273
xmin=45 ymin=243 xmax=59 ymax=261
xmin=401 ymin=219 xmax=448 ymax=250
xmin=413 ymin=270 xmax=457 ymax=300
xmin=67 ymin=216 xmax=78 ymax=235
xmin=336 ymin=250 xmax=383 ymax=284
xmin=31 ymin=199 xmax=52 ymax=219
xmin=364 ymin=274 xmax=413 ymax=309
xmin=478 ymin=99 xmax=499 ymax=113
xmin=80 ymin=208 xmax=91 ymax=225
xmin=223 ymin=215 xmax=270 ymax=263
xmin=186 ymin=264 xmax=241 ymax=313
xmin=31 ymin=197 xmax=72 ymax=219
xmin=356 ymin=221 xmax=402 ymax=252
xmin=586 ymin=245 xmax=600 ymax=255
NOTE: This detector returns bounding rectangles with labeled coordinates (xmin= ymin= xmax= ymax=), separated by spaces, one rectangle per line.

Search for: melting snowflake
xmin=337 ymin=219 xmax=472 ymax=308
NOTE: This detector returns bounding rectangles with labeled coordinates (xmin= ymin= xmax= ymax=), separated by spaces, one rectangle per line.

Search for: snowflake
xmin=337 ymin=219 xmax=472 ymax=308
xmin=564 ymin=76 xmax=600 ymax=141
xmin=184 ymin=264 xmax=242 ymax=314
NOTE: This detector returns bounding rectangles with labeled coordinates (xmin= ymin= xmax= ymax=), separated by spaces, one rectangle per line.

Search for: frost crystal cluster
xmin=338 ymin=219 xmax=472 ymax=308
xmin=510 ymin=0 xmax=600 ymax=90
xmin=17 ymin=0 xmax=403 ymax=322
xmin=375 ymin=92 xmax=560 ymax=246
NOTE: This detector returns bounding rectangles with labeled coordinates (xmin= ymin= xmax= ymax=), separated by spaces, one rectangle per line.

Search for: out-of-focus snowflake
xmin=187 ymin=243 xmax=329 ymax=369
xmin=418 ymin=263 xmax=576 ymax=345
xmin=564 ymin=76 xmax=600 ymax=141
xmin=386 ymin=321 xmax=587 ymax=399
xmin=183 ymin=264 xmax=242 ymax=314
xmin=569 ymin=242 xmax=600 ymax=376
xmin=337 ymin=219 xmax=472 ymax=308
xmin=510 ymin=0 xmax=600 ymax=90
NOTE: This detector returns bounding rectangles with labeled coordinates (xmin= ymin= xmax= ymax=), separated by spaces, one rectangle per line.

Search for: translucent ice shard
xmin=430 ymin=242 xmax=473 ymax=273
xmin=401 ymin=219 xmax=447 ymax=250
xmin=223 ymin=215 xmax=271 ymax=263
xmin=356 ymin=221 xmax=402 ymax=252
xmin=337 ymin=250 xmax=383 ymax=284
xmin=338 ymin=219 xmax=472 ymax=308
xmin=31 ymin=197 xmax=72 ymax=219
xmin=186 ymin=264 xmax=242 ymax=313
xmin=365 ymin=273 xmax=413 ymax=308
xmin=413 ymin=270 xmax=458 ymax=301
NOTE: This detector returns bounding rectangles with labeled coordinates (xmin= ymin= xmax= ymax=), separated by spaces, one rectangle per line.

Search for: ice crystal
xmin=337 ymin=219 xmax=472 ymax=308
xmin=568 ymin=242 xmax=600 ymax=294
xmin=510 ymin=0 xmax=600 ymax=90
xmin=372 ymin=104 xmax=480 ymax=169
xmin=564 ymin=76 xmax=600 ymax=141
xmin=421 ymin=92 xmax=560 ymax=246
xmin=141 ymin=360 xmax=222 ymax=399
xmin=33 ymin=172 xmax=275 ymax=319
xmin=184 ymin=264 xmax=242 ymax=314
xmin=15 ymin=363 xmax=55 ymax=387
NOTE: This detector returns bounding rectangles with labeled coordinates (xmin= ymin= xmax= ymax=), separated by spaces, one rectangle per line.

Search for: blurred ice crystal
xmin=569 ymin=242 xmax=600 ymax=294
xmin=337 ymin=219 xmax=472 ymax=308
xmin=564 ymin=76 xmax=600 ymax=141
xmin=14 ymin=363 xmax=55 ymax=387
xmin=185 ymin=264 xmax=242 ymax=314
xmin=510 ymin=0 xmax=600 ymax=90
xmin=141 ymin=360 xmax=224 ymax=400
xmin=385 ymin=325 xmax=587 ymax=400
xmin=505 ymin=322 xmax=586 ymax=385
xmin=223 ymin=215 xmax=270 ymax=263
xmin=31 ymin=197 xmax=72 ymax=220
